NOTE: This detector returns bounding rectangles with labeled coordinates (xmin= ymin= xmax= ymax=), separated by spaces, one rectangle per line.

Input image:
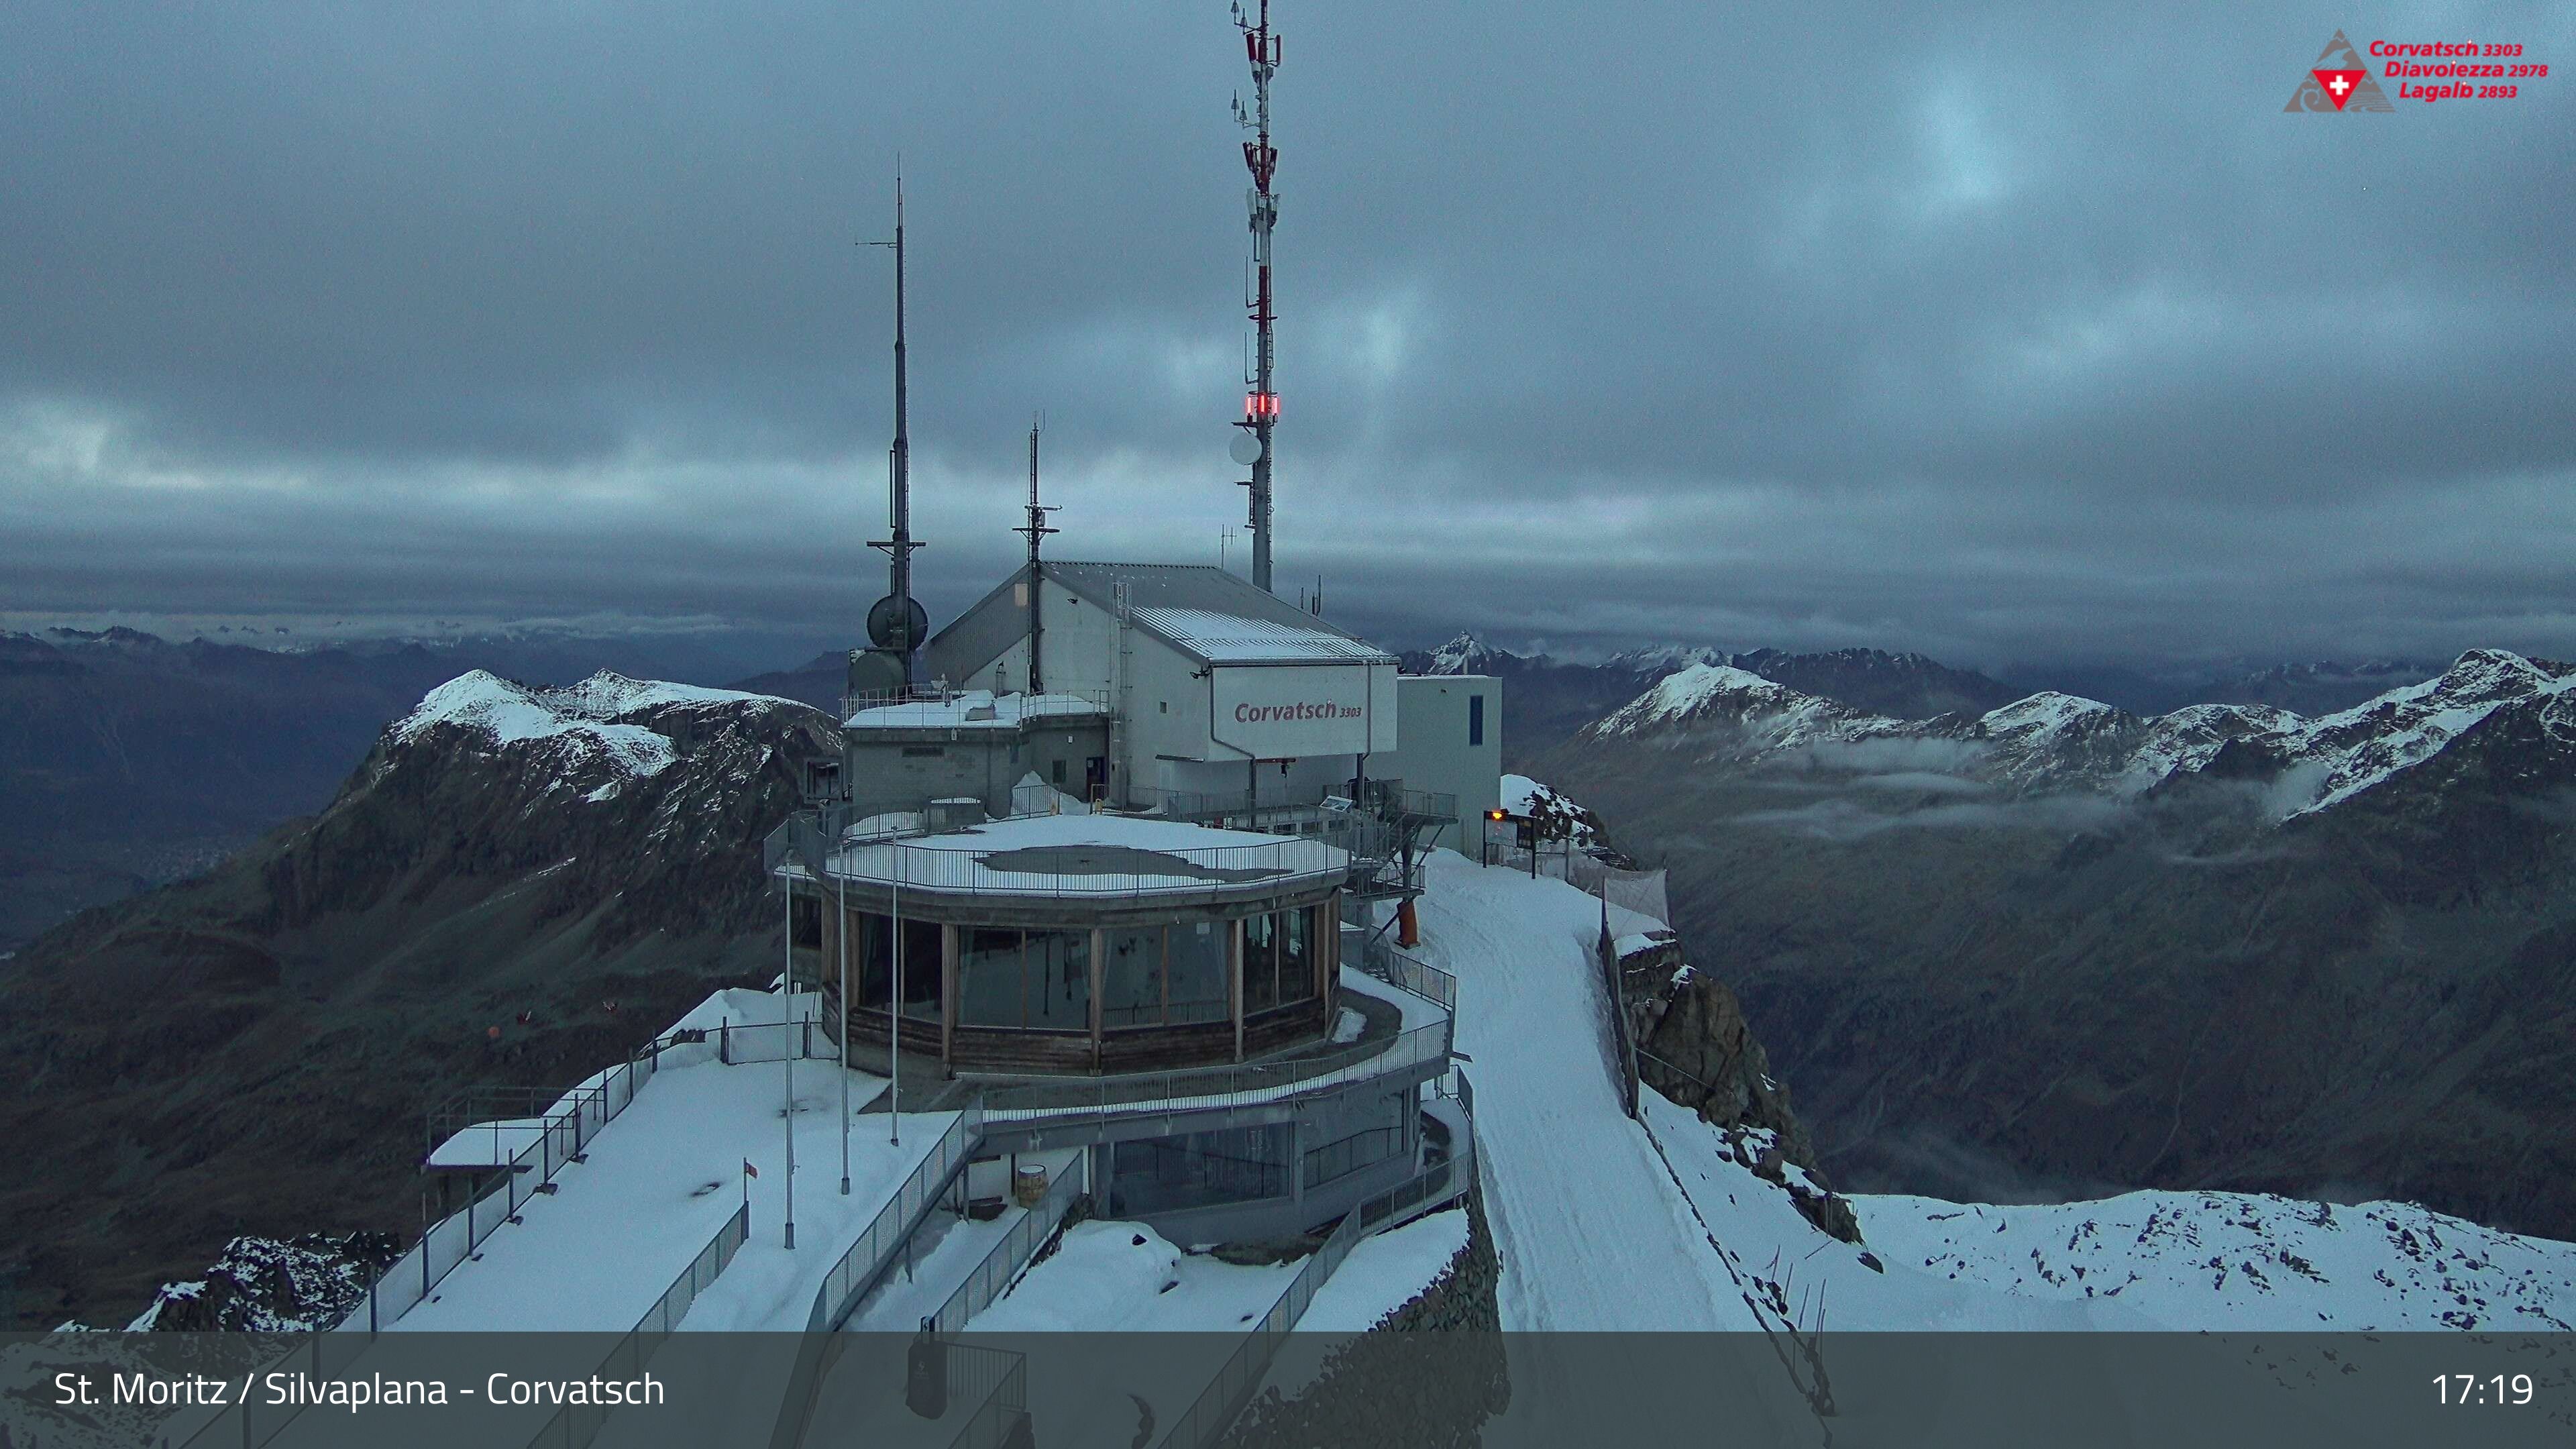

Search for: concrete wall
xmin=843 ymin=718 xmax=1112 ymax=818
xmin=1372 ymin=675 xmax=1504 ymax=853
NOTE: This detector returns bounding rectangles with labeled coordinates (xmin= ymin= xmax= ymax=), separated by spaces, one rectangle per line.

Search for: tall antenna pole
xmin=1013 ymin=413 xmax=1059 ymax=693
xmin=1232 ymin=0 xmax=1281 ymax=593
xmin=865 ymin=174 xmax=925 ymax=687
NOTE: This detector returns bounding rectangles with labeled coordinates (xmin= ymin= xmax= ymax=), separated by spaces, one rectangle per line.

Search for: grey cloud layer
xmin=4 ymin=3 xmax=2572 ymax=668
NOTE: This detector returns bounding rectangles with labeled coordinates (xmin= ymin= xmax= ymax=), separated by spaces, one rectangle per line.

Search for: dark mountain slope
xmin=1536 ymin=653 xmax=2576 ymax=1240
xmin=0 ymin=672 xmax=835 ymax=1328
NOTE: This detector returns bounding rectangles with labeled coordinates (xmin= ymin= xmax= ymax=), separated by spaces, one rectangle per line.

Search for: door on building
xmin=1085 ymin=756 xmax=1107 ymax=803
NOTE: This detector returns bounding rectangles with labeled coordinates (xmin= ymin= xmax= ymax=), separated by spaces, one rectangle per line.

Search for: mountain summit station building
xmin=766 ymin=559 xmax=1501 ymax=1242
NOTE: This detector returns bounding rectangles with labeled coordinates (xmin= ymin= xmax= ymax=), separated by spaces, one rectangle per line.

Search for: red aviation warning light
xmin=1244 ymin=391 xmax=1279 ymax=420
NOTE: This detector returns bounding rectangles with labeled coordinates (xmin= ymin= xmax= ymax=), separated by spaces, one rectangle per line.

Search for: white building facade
xmin=923 ymin=561 xmax=1401 ymax=812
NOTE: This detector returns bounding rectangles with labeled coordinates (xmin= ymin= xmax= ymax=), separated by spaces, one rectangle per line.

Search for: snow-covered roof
xmin=816 ymin=811 xmax=1348 ymax=898
xmin=924 ymin=561 xmax=1396 ymax=677
xmin=844 ymin=690 xmax=1108 ymax=731
xmin=1126 ymin=606 xmax=1391 ymax=664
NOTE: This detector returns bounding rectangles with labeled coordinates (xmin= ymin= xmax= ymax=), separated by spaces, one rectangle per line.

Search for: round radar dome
xmin=866 ymin=594 xmax=930 ymax=651
xmin=1229 ymin=431 xmax=1263 ymax=466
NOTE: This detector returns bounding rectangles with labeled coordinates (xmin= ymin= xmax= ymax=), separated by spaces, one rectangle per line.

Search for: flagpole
xmin=890 ymin=843 xmax=903 ymax=1148
xmin=839 ymin=849 xmax=851 ymax=1195
xmin=784 ymin=883 xmax=797 ymax=1250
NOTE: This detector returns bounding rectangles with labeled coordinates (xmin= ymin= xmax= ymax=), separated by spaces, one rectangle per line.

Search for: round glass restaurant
xmin=788 ymin=814 xmax=1350 ymax=1074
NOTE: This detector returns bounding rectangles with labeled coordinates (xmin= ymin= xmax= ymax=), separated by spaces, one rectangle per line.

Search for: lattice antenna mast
xmin=1232 ymin=0 xmax=1281 ymax=593
xmin=863 ymin=174 xmax=925 ymax=686
xmin=1013 ymin=413 xmax=1059 ymax=692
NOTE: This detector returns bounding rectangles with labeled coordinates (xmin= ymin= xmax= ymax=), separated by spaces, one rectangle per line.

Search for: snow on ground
xmin=1855 ymin=1189 xmax=2576 ymax=1332
xmin=1640 ymin=1091 xmax=2148 ymax=1332
xmin=394 ymin=1049 xmax=922 ymax=1332
xmin=1403 ymin=849 xmax=1742 ymax=1332
xmin=1417 ymin=846 xmax=2576 ymax=1344
xmin=1337 ymin=962 xmax=1444 ymax=1032
xmin=424 ymin=1117 xmax=548 ymax=1168
xmin=1296 ymin=1207 xmax=1469 ymax=1334
xmin=965 ymin=1221 xmax=1299 ymax=1446
xmin=822 ymin=811 xmax=1346 ymax=896
xmin=841 ymin=1148 xmax=1086 ymax=1332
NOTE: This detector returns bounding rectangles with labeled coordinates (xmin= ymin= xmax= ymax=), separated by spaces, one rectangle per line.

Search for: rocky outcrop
xmin=123 ymin=1232 xmax=402 ymax=1332
xmin=1222 ymin=1195 xmax=1507 ymax=1449
xmin=1620 ymin=934 xmax=1862 ymax=1244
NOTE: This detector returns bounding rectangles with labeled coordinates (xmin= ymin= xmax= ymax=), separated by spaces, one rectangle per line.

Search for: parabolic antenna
xmin=1229 ymin=431 xmax=1263 ymax=466
xmin=867 ymin=594 xmax=930 ymax=651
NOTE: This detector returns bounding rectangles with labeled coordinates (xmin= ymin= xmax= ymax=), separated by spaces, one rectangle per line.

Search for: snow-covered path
xmin=1401 ymin=852 xmax=1813 ymax=1442
xmin=1407 ymin=851 xmax=1744 ymax=1332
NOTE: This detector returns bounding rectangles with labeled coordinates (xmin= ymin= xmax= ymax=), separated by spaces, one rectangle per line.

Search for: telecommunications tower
xmin=853 ymin=176 xmax=927 ymax=698
xmin=1231 ymin=0 xmax=1282 ymax=593
xmin=1014 ymin=415 xmax=1059 ymax=692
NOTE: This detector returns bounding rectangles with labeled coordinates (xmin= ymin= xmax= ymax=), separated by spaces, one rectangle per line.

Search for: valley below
xmin=1536 ymin=652 xmax=2576 ymax=1242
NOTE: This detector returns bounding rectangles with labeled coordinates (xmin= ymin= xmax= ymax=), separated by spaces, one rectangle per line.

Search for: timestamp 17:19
xmin=2436 ymin=1373 xmax=2534 ymax=1405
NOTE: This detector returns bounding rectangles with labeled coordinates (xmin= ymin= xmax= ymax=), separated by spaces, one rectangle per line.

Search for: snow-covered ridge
xmin=1591 ymin=662 xmax=1858 ymax=745
xmin=1856 ymin=1189 xmax=2576 ymax=1332
xmin=391 ymin=669 xmax=804 ymax=782
xmin=1584 ymin=649 xmax=2576 ymax=819
xmin=2268 ymin=648 xmax=2576 ymax=816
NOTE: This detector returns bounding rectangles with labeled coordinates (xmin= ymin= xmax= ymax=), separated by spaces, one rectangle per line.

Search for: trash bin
xmin=1012 ymin=1163 xmax=1048 ymax=1208
xmin=905 ymin=1322 xmax=947 ymax=1419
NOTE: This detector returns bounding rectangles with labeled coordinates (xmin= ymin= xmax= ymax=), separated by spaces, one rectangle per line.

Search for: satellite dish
xmin=867 ymin=594 xmax=931 ymax=651
xmin=1229 ymin=431 xmax=1263 ymax=466
xmin=845 ymin=647 xmax=907 ymax=698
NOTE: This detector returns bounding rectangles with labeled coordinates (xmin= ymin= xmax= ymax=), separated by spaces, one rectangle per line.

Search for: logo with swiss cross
xmin=2286 ymin=30 xmax=2393 ymax=111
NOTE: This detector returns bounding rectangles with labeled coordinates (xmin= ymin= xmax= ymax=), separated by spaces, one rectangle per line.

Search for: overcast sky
xmin=5 ymin=3 xmax=2572 ymax=672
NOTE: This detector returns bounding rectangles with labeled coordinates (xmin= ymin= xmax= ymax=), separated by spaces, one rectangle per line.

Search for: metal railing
xmin=525 ymin=1201 xmax=753 ymax=1449
xmin=940 ymin=1345 xmax=1030 ymax=1449
xmin=1302 ymin=1126 xmax=1405 ymax=1189
xmin=714 ymin=1015 xmax=837 ymax=1066
xmin=1149 ymin=1097 xmax=1478 ymax=1449
xmin=1152 ymin=782 xmax=1456 ymax=830
xmin=763 ymin=1102 xmax=989 ymax=1449
xmin=778 ymin=836 xmax=1350 ymax=898
xmin=176 ymin=1028 xmax=698 ymax=1449
xmin=1345 ymin=930 xmax=1458 ymax=1012
xmin=841 ymin=686 xmax=1113 ymax=724
xmin=926 ymin=1159 xmax=1090 ymax=1334
xmin=810 ymin=1102 xmax=987 ymax=1333
xmin=979 ymin=1016 xmax=1452 ymax=1123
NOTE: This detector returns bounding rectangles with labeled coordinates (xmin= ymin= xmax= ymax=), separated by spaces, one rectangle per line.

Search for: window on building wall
xmin=1242 ymin=907 xmax=1317 ymax=1014
xmin=951 ymin=926 xmax=1093 ymax=1029
xmin=956 ymin=927 xmax=1026 ymax=1028
xmin=1028 ymin=928 xmax=1091 ymax=1026
xmin=851 ymin=912 xmax=944 ymax=1021
xmin=1099 ymin=928 xmax=1163 ymax=1028
xmin=1165 ymin=920 xmax=1230 ymax=1024
xmin=1108 ymin=1124 xmax=1291 ymax=1215
xmin=1469 ymin=694 xmax=1485 ymax=747
xmin=1244 ymin=912 xmax=1281 ymax=1012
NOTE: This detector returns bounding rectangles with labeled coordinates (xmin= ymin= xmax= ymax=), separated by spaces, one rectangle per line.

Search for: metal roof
xmin=1044 ymin=562 xmax=1394 ymax=667
xmin=924 ymin=561 xmax=1395 ymax=676
xmin=1126 ymin=606 xmax=1389 ymax=663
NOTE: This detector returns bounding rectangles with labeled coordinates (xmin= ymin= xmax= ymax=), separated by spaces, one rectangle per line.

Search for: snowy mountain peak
xmin=1428 ymin=632 xmax=1505 ymax=674
xmin=390 ymin=670 xmax=818 ymax=792
xmin=1974 ymin=690 xmax=2125 ymax=739
xmin=1603 ymin=641 xmax=1732 ymax=673
xmin=1576 ymin=645 xmax=2576 ymax=817
xmin=1588 ymin=664 xmax=1860 ymax=750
